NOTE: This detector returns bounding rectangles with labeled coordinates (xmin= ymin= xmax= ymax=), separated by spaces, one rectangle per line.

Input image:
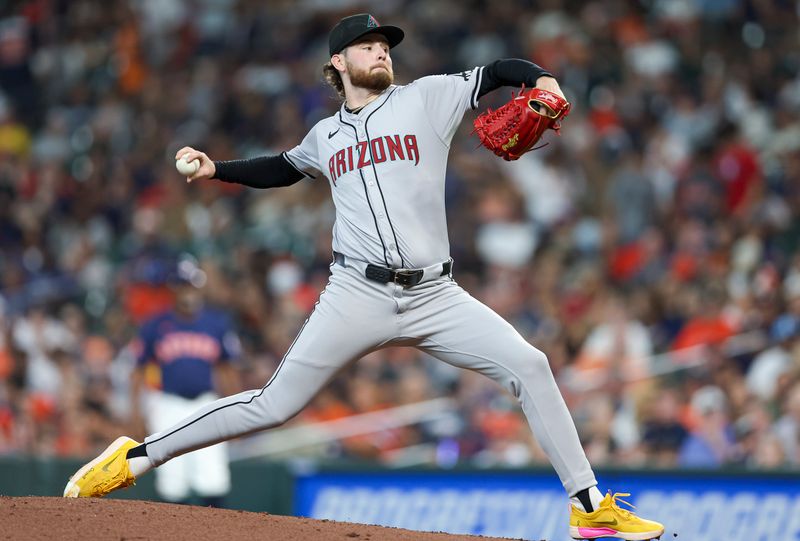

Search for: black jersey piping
xmin=339 ymin=111 xmax=391 ymax=266
xmin=144 ymin=269 xmax=333 ymax=448
xmin=362 ymin=88 xmax=407 ymax=268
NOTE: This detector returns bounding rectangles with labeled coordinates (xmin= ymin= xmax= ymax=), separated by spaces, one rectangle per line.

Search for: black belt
xmin=333 ymin=251 xmax=453 ymax=288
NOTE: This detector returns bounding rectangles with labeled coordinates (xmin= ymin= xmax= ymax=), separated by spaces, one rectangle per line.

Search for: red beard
xmin=347 ymin=61 xmax=393 ymax=92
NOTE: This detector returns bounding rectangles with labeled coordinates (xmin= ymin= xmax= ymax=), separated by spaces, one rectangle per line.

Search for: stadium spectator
xmin=678 ymin=385 xmax=736 ymax=467
xmin=774 ymin=381 xmax=800 ymax=466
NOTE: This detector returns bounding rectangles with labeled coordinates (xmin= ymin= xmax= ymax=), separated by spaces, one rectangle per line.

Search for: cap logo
xmin=367 ymin=15 xmax=379 ymax=28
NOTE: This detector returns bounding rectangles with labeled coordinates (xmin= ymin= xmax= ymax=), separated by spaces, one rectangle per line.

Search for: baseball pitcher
xmin=65 ymin=14 xmax=664 ymax=540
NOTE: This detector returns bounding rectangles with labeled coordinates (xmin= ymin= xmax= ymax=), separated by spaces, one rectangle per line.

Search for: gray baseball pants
xmin=143 ymin=259 xmax=597 ymax=495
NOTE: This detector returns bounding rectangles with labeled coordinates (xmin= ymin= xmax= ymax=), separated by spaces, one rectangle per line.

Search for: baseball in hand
xmin=176 ymin=156 xmax=200 ymax=176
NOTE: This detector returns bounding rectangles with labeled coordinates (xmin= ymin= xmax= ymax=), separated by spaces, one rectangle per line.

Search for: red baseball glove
xmin=473 ymin=87 xmax=571 ymax=161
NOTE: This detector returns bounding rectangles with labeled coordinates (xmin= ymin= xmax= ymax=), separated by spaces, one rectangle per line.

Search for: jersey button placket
xmin=360 ymin=114 xmax=400 ymax=267
xmin=357 ymin=125 xmax=389 ymax=262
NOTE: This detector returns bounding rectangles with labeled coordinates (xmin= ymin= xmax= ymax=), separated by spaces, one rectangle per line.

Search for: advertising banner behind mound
xmin=295 ymin=469 xmax=800 ymax=541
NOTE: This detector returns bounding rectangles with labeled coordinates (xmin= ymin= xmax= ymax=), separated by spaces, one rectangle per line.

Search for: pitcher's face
xmin=340 ymin=34 xmax=393 ymax=92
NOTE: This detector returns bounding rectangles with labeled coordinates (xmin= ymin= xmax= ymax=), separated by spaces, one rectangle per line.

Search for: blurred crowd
xmin=1 ymin=0 xmax=800 ymax=472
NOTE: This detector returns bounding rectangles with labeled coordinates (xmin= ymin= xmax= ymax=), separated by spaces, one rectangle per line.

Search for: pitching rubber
xmin=63 ymin=436 xmax=136 ymax=497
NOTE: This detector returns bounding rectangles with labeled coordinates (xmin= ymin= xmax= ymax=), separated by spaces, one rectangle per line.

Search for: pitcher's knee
xmin=264 ymin=400 xmax=304 ymax=428
xmin=499 ymin=347 xmax=553 ymax=398
xmin=249 ymin=391 xmax=304 ymax=430
xmin=514 ymin=347 xmax=553 ymax=381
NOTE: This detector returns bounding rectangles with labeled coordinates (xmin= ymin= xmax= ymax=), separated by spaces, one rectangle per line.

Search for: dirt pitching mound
xmin=1 ymin=497 xmax=521 ymax=541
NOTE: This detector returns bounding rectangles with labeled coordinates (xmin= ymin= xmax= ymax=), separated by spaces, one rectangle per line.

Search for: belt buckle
xmin=394 ymin=269 xmax=422 ymax=288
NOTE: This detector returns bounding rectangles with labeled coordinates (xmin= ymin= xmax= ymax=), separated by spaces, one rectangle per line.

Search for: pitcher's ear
xmin=331 ymin=53 xmax=346 ymax=72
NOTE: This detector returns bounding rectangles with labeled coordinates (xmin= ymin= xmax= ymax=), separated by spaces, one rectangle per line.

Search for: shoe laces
xmin=608 ymin=492 xmax=636 ymax=519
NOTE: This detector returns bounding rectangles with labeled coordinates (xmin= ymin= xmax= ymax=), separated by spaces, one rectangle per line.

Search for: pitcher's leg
xmin=63 ymin=264 xmax=399 ymax=499
xmin=410 ymin=283 xmax=596 ymax=495
xmin=143 ymin=271 xmax=394 ymax=467
xmin=143 ymin=359 xmax=335 ymax=466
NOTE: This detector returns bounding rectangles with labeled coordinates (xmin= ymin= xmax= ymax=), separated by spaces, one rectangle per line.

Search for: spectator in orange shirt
xmin=672 ymin=286 xmax=736 ymax=358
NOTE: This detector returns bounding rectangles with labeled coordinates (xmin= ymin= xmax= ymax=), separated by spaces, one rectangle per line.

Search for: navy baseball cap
xmin=329 ymin=13 xmax=404 ymax=56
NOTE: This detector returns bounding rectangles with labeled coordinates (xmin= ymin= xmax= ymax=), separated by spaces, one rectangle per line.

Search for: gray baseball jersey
xmin=283 ymin=67 xmax=483 ymax=268
xmin=142 ymin=67 xmax=597 ymax=497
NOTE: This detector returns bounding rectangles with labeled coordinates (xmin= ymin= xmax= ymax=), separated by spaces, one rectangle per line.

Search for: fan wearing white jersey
xmin=64 ymin=13 xmax=664 ymax=541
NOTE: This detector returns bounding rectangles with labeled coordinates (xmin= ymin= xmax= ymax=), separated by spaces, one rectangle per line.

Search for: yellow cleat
xmin=63 ymin=436 xmax=139 ymax=498
xmin=570 ymin=492 xmax=665 ymax=540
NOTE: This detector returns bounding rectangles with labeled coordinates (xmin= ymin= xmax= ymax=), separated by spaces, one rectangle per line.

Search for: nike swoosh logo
xmin=594 ymin=518 xmax=618 ymax=526
xmin=102 ymin=454 xmax=120 ymax=473
xmin=328 ymin=128 xmax=340 ymax=139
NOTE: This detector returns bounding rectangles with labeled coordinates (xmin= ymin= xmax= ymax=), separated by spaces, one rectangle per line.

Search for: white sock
xmin=589 ymin=486 xmax=604 ymax=509
xmin=570 ymin=486 xmax=605 ymax=512
xmin=127 ymin=456 xmax=154 ymax=477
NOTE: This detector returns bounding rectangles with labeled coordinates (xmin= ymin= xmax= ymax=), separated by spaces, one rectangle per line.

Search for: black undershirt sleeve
xmin=212 ymin=154 xmax=305 ymax=189
xmin=477 ymin=58 xmax=553 ymax=100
